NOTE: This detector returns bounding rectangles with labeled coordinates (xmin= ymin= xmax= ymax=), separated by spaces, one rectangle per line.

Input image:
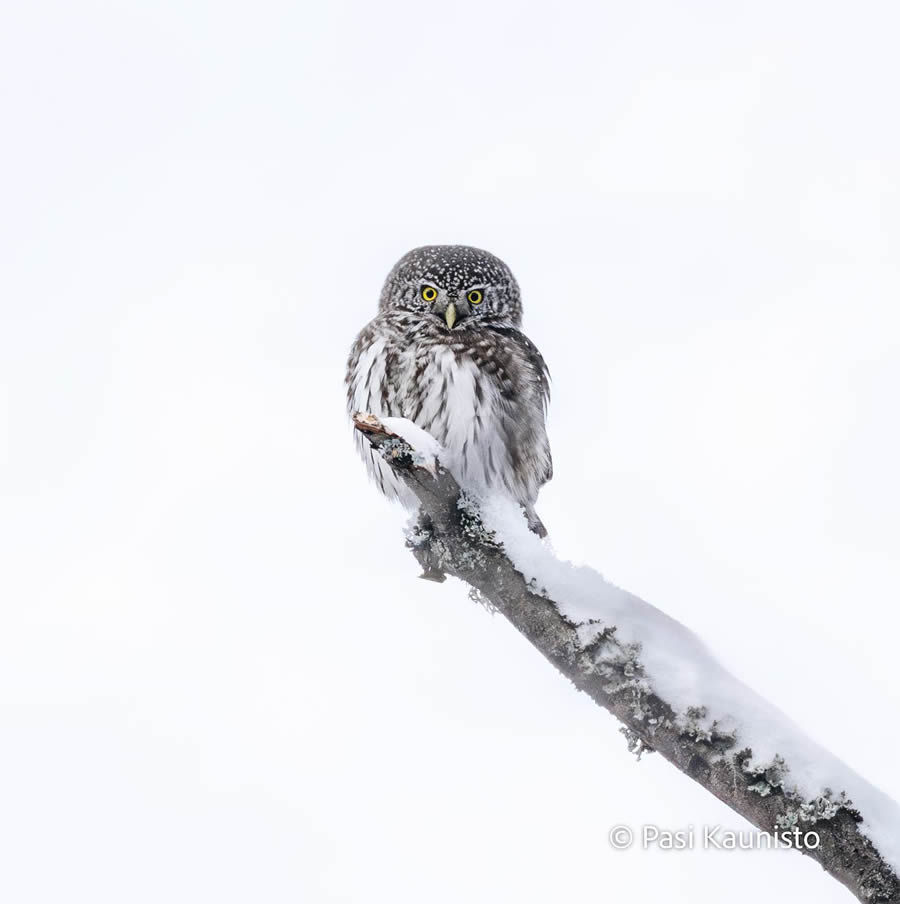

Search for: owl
xmin=346 ymin=245 xmax=552 ymax=535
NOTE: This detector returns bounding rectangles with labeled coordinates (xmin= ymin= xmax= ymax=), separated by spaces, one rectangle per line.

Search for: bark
xmin=354 ymin=412 xmax=900 ymax=904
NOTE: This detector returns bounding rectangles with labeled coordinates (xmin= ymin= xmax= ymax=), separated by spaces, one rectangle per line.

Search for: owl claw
xmin=416 ymin=452 xmax=438 ymax=476
xmin=525 ymin=505 xmax=548 ymax=538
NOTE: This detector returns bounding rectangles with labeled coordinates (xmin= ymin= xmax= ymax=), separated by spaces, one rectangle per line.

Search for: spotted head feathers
xmin=378 ymin=245 xmax=523 ymax=329
xmin=347 ymin=244 xmax=551 ymax=536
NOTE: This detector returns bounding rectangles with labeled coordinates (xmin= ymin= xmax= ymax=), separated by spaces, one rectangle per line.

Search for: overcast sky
xmin=2 ymin=2 xmax=899 ymax=902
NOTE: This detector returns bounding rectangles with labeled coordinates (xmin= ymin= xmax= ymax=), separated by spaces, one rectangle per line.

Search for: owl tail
xmin=525 ymin=504 xmax=548 ymax=538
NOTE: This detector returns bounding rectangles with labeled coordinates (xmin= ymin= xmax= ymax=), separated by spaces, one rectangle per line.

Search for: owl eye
xmin=421 ymin=286 xmax=438 ymax=302
xmin=467 ymin=289 xmax=483 ymax=305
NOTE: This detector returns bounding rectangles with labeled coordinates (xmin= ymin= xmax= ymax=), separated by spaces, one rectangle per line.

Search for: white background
xmin=2 ymin=1 xmax=899 ymax=901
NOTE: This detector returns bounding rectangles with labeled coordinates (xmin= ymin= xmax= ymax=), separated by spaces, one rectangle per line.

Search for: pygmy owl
xmin=346 ymin=245 xmax=552 ymax=535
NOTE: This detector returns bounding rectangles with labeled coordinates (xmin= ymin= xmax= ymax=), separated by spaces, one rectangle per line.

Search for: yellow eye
xmin=467 ymin=289 xmax=483 ymax=305
xmin=421 ymin=286 xmax=438 ymax=302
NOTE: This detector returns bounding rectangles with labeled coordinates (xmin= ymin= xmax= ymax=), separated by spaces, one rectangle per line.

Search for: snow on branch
xmin=353 ymin=412 xmax=900 ymax=904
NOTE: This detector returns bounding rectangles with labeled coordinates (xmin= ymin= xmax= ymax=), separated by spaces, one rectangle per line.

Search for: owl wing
xmin=517 ymin=329 xmax=553 ymax=486
xmin=487 ymin=325 xmax=553 ymax=492
xmin=345 ymin=317 xmax=416 ymax=506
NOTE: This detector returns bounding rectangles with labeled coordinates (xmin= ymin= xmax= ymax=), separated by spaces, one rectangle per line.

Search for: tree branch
xmin=354 ymin=412 xmax=900 ymax=903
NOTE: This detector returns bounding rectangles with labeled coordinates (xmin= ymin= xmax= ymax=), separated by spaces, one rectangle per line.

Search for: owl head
xmin=379 ymin=245 xmax=522 ymax=329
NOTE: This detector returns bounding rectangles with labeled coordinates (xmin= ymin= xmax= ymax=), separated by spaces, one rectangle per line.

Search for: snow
xmin=379 ymin=417 xmax=442 ymax=474
xmin=5 ymin=5 xmax=899 ymax=899
xmin=471 ymin=491 xmax=900 ymax=875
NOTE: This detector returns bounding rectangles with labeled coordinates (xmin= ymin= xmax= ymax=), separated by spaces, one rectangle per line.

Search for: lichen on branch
xmin=353 ymin=412 xmax=900 ymax=904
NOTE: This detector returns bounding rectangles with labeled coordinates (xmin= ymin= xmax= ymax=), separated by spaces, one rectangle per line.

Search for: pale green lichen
xmin=594 ymin=643 xmax=653 ymax=721
xmin=380 ymin=437 xmax=415 ymax=467
xmin=574 ymin=623 xmax=617 ymax=679
xmin=456 ymin=493 xmax=497 ymax=542
xmin=452 ymin=493 xmax=504 ymax=573
xmin=742 ymin=753 xmax=788 ymax=796
xmin=775 ymin=789 xmax=854 ymax=829
xmin=736 ymin=754 xmax=857 ymax=830
xmin=748 ymin=780 xmax=775 ymax=797
xmin=679 ymin=706 xmax=712 ymax=741
xmin=467 ymin=586 xmax=498 ymax=614
xmin=677 ymin=706 xmax=737 ymax=753
xmin=620 ymin=726 xmax=655 ymax=760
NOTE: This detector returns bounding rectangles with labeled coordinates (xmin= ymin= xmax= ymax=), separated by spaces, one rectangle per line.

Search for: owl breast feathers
xmin=346 ymin=245 xmax=552 ymax=535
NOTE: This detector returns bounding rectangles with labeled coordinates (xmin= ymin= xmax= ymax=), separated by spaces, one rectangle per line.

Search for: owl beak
xmin=444 ymin=302 xmax=458 ymax=329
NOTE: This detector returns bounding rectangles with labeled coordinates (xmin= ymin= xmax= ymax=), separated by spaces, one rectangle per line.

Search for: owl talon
xmin=525 ymin=505 xmax=548 ymax=538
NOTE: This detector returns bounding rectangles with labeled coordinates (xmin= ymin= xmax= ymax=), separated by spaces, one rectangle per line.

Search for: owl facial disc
xmin=378 ymin=245 xmax=523 ymax=327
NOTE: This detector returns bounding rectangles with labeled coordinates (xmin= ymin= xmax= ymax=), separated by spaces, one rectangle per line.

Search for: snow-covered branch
xmin=354 ymin=413 xmax=900 ymax=904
